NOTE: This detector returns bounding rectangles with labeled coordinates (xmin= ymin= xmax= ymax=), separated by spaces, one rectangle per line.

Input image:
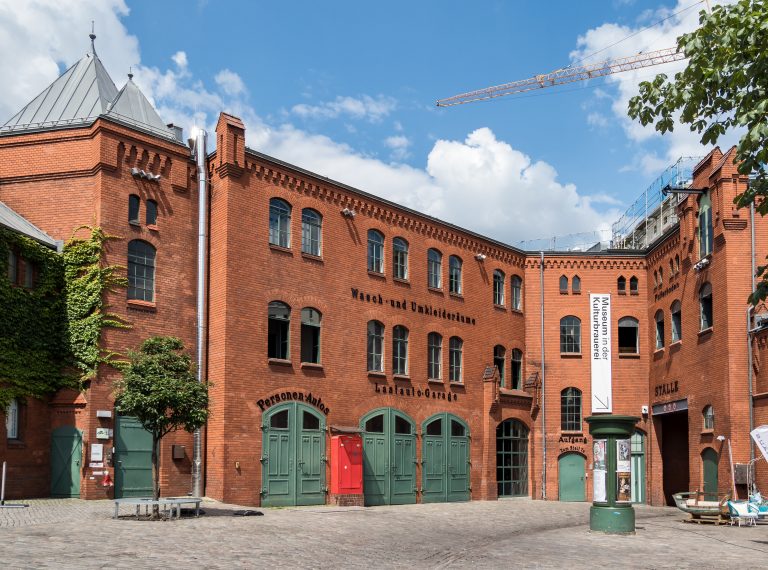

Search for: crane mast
xmin=436 ymin=47 xmax=685 ymax=107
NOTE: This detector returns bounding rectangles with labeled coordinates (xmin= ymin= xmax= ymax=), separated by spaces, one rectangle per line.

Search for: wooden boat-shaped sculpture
xmin=673 ymin=491 xmax=731 ymax=524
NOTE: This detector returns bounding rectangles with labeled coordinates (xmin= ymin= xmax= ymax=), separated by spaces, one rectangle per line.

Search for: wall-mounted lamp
xmin=130 ymin=167 xmax=161 ymax=182
xmin=693 ymin=257 xmax=710 ymax=272
xmin=341 ymin=207 xmax=356 ymax=218
xmin=474 ymin=253 xmax=486 ymax=261
xmin=716 ymin=435 xmax=726 ymax=442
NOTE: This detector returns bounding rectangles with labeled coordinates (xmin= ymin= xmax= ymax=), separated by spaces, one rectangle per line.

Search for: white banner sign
xmin=751 ymin=425 xmax=768 ymax=463
xmin=590 ymin=293 xmax=612 ymax=413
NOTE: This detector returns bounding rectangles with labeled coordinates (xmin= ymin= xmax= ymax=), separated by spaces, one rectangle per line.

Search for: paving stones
xmin=2 ymin=498 xmax=767 ymax=568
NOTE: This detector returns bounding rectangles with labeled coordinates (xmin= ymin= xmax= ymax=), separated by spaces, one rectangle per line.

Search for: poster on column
xmin=590 ymin=293 xmax=612 ymax=413
xmin=593 ymin=439 xmax=607 ymax=503
xmin=616 ymin=439 xmax=631 ymax=503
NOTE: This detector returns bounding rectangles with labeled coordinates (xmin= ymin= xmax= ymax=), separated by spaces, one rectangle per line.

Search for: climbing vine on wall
xmin=0 ymin=228 xmax=68 ymax=409
xmin=63 ymin=226 xmax=129 ymax=383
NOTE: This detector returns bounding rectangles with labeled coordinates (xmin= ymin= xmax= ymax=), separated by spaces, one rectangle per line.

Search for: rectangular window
xmin=449 ymin=338 xmax=462 ymax=383
xmin=7 ymin=249 xmax=18 ymax=284
xmin=301 ymin=322 xmax=320 ymax=364
xmin=5 ymin=399 xmax=19 ymax=440
xmin=428 ymin=334 xmax=442 ymax=379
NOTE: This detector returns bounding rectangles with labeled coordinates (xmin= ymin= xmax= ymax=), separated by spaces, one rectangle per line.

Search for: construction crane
xmin=435 ymin=46 xmax=685 ymax=107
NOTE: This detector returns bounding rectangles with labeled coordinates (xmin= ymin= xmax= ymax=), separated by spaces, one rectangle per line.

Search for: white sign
xmin=751 ymin=425 xmax=768 ymax=463
xmin=590 ymin=293 xmax=612 ymax=413
xmin=90 ymin=443 xmax=103 ymax=462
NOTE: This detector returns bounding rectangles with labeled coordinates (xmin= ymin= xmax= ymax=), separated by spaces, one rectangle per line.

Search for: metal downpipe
xmin=540 ymin=251 xmax=546 ymax=499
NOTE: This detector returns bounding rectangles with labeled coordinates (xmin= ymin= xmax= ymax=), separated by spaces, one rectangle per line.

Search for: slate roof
xmin=0 ymin=201 xmax=58 ymax=249
xmin=1 ymin=46 xmax=177 ymax=142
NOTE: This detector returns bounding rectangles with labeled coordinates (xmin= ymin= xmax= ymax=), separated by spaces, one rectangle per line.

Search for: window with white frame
xmin=655 ymin=310 xmax=665 ymax=349
xmin=511 ymin=275 xmax=522 ymax=310
xmin=449 ymin=336 xmax=463 ymax=383
xmin=5 ymin=398 xmax=19 ymax=439
xmin=428 ymin=249 xmax=442 ymax=289
xmin=493 ymin=270 xmax=505 ymax=306
xmin=699 ymin=192 xmax=713 ymax=258
xmin=671 ymin=300 xmax=682 ymax=342
xmin=494 ymin=345 xmax=506 ymax=386
xmin=703 ymin=405 xmax=714 ymax=430
xmin=268 ymin=301 xmax=291 ymax=360
xmin=560 ymin=316 xmax=581 ymax=354
xmin=511 ymin=348 xmax=523 ymax=389
xmin=368 ymin=230 xmax=384 ymax=273
xmin=700 ymin=282 xmax=713 ymax=330
xmin=393 ymin=238 xmax=408 ymax=280
xmin=300 ymin=307 xmax=321 ymax=364
xmin=367 ymin=320 xmax=384 ymax=372
xmin=301 ymin=209 xmax=322 ymax=256
xmin=449 ymin=255 xmax=462 ymax=295
xmin=392 ymin=325 xmax=409 ymax=375
xmin=428 ymin=332 xmax=442 ymax=379
xmin=269 ymin=198 xmax=291 ymax=248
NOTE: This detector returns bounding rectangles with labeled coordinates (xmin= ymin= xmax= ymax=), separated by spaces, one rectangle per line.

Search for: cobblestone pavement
xmin=2 ymin=498 xmax=767 ymax=568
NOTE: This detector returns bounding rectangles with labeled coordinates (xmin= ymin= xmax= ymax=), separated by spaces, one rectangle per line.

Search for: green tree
xmin=114 ymin=337 xmax=208 ymax=515
xmin=627 ymin=0 xmax=768 ymax=303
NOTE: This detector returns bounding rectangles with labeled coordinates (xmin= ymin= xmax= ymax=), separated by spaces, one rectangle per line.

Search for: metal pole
xmin=749 ymin=202 xmax=756 ymax=462
xmin=1 ymin=461 xmax=6 ymax=505
xmin=540 ymin=251 xmax=546 ymax=499
xmin=728 ymin=439 xmax=737 ymax=498
xmin=191 ymin=128 xmax=208 ymax=498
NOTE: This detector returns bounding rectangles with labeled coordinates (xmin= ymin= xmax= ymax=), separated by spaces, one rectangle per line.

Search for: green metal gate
xmin=114 ymin=415 xmax=153 ymax=498
xmin=702 ymin=447 xmax=719 ymax=496
xmin=558 ymin=452 xmax=586 ymax=501
xmin=361 ymin=408 xmax=416 ymax=506
xmin=51 ymin=426 xmax=82 ymax=497
xmin=261 ymin=403 xmax=326 ymax=507
xmin=422 ymin=413 xmax=470 ymax=503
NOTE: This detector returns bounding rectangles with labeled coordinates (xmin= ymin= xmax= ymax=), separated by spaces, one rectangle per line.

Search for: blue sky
xmin=0 ymin=0 xmax=732 ymax=246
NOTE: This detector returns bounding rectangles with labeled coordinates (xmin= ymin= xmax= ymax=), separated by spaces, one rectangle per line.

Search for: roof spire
xmin=89 ymin=21 xmax=97 ymax=55
xmin=128 ymin=66 xmax=133 ymax=81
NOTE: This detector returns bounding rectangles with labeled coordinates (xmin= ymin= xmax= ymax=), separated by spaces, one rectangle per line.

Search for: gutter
xmin=540 ymin=251 xmax=547 ymax=499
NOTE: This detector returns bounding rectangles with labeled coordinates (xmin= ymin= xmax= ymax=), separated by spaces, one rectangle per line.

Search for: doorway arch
xmin=496 ymin=419 xmax=529 ymax=497
xmin=360 ymin=408 xmax=416 ymax=506
xmin=261 ymin=402 xmax=326 ymax=506
xmin=422 ymin=413 xmax=470 ymax=503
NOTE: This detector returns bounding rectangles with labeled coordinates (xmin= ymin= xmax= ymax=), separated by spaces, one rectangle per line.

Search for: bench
xmin=113 ymin=497 xmax=202 ymax=520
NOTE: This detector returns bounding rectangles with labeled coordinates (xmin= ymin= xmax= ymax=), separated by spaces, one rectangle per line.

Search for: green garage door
xmin=115 ymin=415 xmax=153 ymax=498
xmin=361 ymin=408 xmax=416 ymax=506
xmin=558 ymin=453 xmax=586 ymax=502
xmin=51 ymin=426 xmax=82 ymax=497
xmin=422 ymin=413 xmax=470 ymax=503
xmin=261 ymin=403 xmax=326 ymax=507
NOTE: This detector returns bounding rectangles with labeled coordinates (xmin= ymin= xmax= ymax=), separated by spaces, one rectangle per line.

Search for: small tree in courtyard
xmin=115 ymin=336 xmax=208 ymax=516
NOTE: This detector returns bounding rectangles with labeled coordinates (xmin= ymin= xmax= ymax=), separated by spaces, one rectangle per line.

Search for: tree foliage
xmin=114 ymin=337 xmax=208 ymax=505
xmin=627 ymin=0 xmax=768 ymax=302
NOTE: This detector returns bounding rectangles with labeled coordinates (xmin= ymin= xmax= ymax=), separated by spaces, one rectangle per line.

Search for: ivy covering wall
xmin=0 ymin=226 xmax=127 ymax=409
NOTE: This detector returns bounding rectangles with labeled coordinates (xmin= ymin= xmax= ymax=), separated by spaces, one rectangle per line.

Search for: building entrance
xmin=261 ymin=403 xmax=326 ymax=507
xmin=631 ymin=430 xmax=646 ymax=503
xmin=660 ymin=411 xmax=689 ymax=505
xmin=114 ymin=415 xmax=153 ymax=498
xmin=421 ymin=413 xmax=470 ymax=503
xmin=50 ymin=426 xmax=82 ymax=497
xmin=360 ymin=408 xmax=416 ymax=506
xmin=702 ymin=447 xmax=719 ymax=496
xmin=496 ymin=419 xmax=529 ymax=497
xmin=558 ymin=453 xmax=586 ymax=501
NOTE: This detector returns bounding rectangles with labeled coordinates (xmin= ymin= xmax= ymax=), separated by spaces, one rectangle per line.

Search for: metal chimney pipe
xmin=191 ymin=128 xmax=207 ymax=498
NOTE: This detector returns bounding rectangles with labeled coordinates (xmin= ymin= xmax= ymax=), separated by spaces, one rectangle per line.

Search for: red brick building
xmin=1 ymin=46 xmax=766 ymax=506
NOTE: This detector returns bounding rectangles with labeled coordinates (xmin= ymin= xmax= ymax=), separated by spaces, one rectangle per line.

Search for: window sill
xmin=572 ymin=291 xmax=581 ymax=295
xmin=630 ymin=291 xmax=639 ymax=296
xmin=368 ymin=270 xmax=386 ymax=279
xmin=301 ymin=252 xmax=323 ymax=263
xmin=300 ymin=362 xmax=323 ymax=370
xmin=393 ymin=374 xmax=411 ymax=381
xmin=367 ymin=370 xmax=386 ymax=378
xmin=559 ymin=290 xmax=568 ymax=295
xmin=560 ymin=430 xmax=584 ymax=435
xmin=618 ymin=352 xmax=641 ymax=359
xmin=698 ymin=327 xmax=713 ymax=337
xmin=427 ymin=286 xmax=443 ymax=294
xmin=393 ymin=277 xmax=410 ymax=286
xmin=449 ymin=381 xmax=464 ymax=387
xmin=146 ymin=224 xmax=159 ymax=232
xmin=654 ymin=347 xmax=664 ymax=354
xmin=6 ymin=439 xmax=25 ymax=449
xmin=449 ymin=292 xmax=463 ymax=300
xmin=618 ymin=291 xmax=626 ymax=295
xmin=560 ymin=352 xmax=582 ymax=358
xmin=701 ymin=428 xmax=714 ymax=435
xmin=129 ymin=220 xmax=141 ymax=227
xmin=670 ymin=340 xmax=682 ymax=347
xmin=493 ymin=304 xmax=507 ymax=311
xmin=127 ymin=299 xmax=157 ymax=312
xmin=269 ymin=244 xmax=293 ymax=255
xmin=268 ymin=358 xmax=292 ymax=367
xmin=427 ymin=378 xmax=443 ymax=384
xmin=511 ymin=308 xmax=523 ymax=315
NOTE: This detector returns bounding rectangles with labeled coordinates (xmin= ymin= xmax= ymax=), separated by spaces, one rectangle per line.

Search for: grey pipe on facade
xmin=748 ymin=200 xmax=756 ymax=462
xmin=540 ymin=251 xmax=546 ymax=499
xmin=191 ymin=128 xmax=208 ymax=498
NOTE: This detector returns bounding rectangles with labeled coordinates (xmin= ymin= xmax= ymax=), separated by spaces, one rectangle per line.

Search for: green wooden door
xmin=51 ymin=426 xmax=82 ymax=497
xmin=422 ymin=414 xmax=470 ymax=503
xmin=361 ymin=408 xmax=416 ymax=506
xmin=631 ymin=431 xmax=646 ymax=504
xmin=702 ymin=447 xmax=719 ymax=497
xmin=114 ymin=416 xmax=153 ymax=498
xmin=262 ymin=403 xmax=325 ymax=506
xmin=558 ymin=453 xmax=586 ymax=502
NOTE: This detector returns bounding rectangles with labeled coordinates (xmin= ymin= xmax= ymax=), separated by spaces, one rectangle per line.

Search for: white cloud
xmin=384 ymin=135 xmax=412 ymax=161
xmin=0 ymin=1 xmax=617 ymax=246
xmin=291 ymin=95 xmax=397 ymax=123
xmin=586 ymin=112 xmax=609 ymax=128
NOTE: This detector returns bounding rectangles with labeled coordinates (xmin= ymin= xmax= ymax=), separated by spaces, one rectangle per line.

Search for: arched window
xmin=269 ymin=198 xmax=291 ymax=247
xmin=300 ymin=307 xmax=321 ymax=364
xmin=128 ymin=194 xmax=140 ymax=224
xmin=560 ymin=316 xmax=581 ymax=354
xmin=368 ymin=230 xmax=384 ymax=273
xmin=669 ymin=259 xmax=674 ymax=278
xmin=449 ymin=336 xmax=463 ymax=383
xmin=671 ymin=300 xmax=682 ymax=342
xmin=493 ymin=270 xmax=505 ymax=306
xmin=653 ymin=271 xmax=659 ymax=289
xmin=127 ymin=240 xmax=156 ymax=302
xmin=655 ymin=310 xmax=665 ymax=349
xmin=658 ymin=268 xmax=663 ymax=287
xmin=700 ymin=282 xmax=713 ymax=330
xmin=703 ymin=405 xmax=715 ymax=430
xmin=268 ymin=301 xmax=291 ymax=359
xmin=392 ymin=325 xmax=409 ymax=375
xmin=367 ymin=320 xmax=384 ymax=371
xmin=146 ymin=199 xmax=158 ymax=225
xmin=699 ymin=191 xmax=713 ymax=258
xmin=428 ymin=249 xmax=442 ymax=289
xmin=618 ymin=317 xmax=639 ymax=354
xmin=511 ymin=275 xmax=522 ymax=310
xmin=393 ymin=237 xmax=408 ymax=280
xmin=511 ymin=348 xmax=523 ymax=389
xmin=428 ymin=332 xmax=442 ymax=379
xmin=561 ymin=388 xmax=582 ymax=431
xmin=629 ymin=276 xmax=639 ymax=294
xmin=572 ymin=275 xmax=581 ymax=294
xmin=449 ymin=255 xmax=463 ymax=295
xmin=301 ymin=209 xmax=322 ymax=256
xmin=5 ymin=398 xmax=19 ymax=440
xmin=675 ymin=255 xmax=680 ymax=274
xmin=494 ymin=345 xmax=506 ymax=387
xmin=559 ymin=275 xmax=569 ymax=294
xmin=617 ymin=276 xmax=626 ymax=294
